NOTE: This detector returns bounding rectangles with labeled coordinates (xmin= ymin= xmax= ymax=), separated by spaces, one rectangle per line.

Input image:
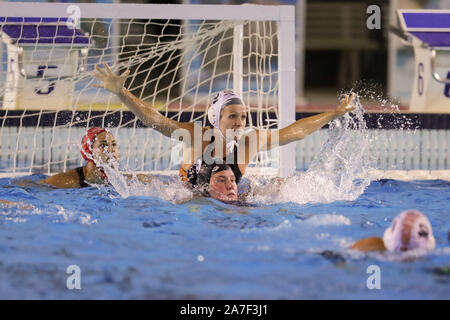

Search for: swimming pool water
xmin=0 ymin=175 xmax=448 ymax=299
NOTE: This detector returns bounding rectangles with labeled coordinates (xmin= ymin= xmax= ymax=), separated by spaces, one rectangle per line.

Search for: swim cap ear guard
xmin=383 ymin=210 xmax=435 ymax=252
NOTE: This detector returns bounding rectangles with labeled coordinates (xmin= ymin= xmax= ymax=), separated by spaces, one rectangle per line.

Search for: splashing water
xmin=99 ymin=158 xmax=193 ymax=203
xmin=98 ymin=93 xmax=375 ymax=205
xmin=98 ymin=91 xmax=411 ymax=205
xmin=248 ymin=93 xmax=376 ymax=205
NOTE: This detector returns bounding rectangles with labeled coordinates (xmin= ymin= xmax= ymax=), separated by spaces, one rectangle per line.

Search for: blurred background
xmin=2 ymin=0 xmax=446 ymax=110
xmin=1 ymin=0 xmax=449 ymax=110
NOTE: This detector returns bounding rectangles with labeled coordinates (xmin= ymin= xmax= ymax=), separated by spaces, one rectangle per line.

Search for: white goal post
xmin=0 ymin=2 xmax=296 ymax=177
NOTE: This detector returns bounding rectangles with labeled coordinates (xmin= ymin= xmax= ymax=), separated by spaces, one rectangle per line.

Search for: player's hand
xmin=335 ymin=93 xmax=356 ymax=117
xmin=92 ymin=62 xmax=130 ymax=94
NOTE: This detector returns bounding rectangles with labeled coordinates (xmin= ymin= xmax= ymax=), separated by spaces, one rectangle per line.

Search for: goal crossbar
xmin=0 ymin=2 xmax=294 ymax=21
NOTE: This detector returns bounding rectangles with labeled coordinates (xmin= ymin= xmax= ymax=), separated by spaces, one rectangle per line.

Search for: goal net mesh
xmin=0 ymin=16 xmax=280 ymax=175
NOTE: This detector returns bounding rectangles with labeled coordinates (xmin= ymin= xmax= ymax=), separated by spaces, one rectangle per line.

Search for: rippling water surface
xmin=0 ymin=95 xmax=448 ymax=299
xmin=0 ymin=176 xmax=449 ymax=299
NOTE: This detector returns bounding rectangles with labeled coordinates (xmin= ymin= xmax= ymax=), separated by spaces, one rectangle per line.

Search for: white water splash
xmin=249 ymin=93 xmax=377 ymax=205
xmin=305 ymin=213 xmax=351 ymax=226
xmin=100 ymin=160 xmax=193 ymax=203
xmin=99 ymin=91 xmax=406 ymax=205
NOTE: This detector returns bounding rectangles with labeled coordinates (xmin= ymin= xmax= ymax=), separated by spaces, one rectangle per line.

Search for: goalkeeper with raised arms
xmin=93 ymin=62 xmax=355 ymax=193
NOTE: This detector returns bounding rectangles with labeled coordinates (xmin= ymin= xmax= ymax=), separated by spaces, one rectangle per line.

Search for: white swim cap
xmin=383 ymin=210 xmax=435 ymax=252
xmin=207 ymin=90 xmax=244 ymax=130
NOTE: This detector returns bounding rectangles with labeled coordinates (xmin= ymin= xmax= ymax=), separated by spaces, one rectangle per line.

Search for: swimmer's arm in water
xmin=13 ymin=179 xmax=41 ymax=188
xmin=256 ymin=94 xmax=356 ymax=149
xmin=351 ymin=236 xmax=386 ymax=252
xmin=39 ymin=170 xmax=82 ymax=189
xmin=92 ymin=63 xmax=193 ymax=138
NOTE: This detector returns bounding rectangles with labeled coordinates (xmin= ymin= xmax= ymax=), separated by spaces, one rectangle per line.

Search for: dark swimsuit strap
xmin=184 ymin=132 xmax=243 ymax=187
xmin=75 ymin=167 xmax=90 ymax=188
xmin=231 ymin=145 xmax=242 ymax=182
xmin=210 ymin=134 xmax=243 ymax=183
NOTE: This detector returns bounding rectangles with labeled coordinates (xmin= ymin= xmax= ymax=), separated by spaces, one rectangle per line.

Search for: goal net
xmin=0 ymin=2 xmax=296 ymax=177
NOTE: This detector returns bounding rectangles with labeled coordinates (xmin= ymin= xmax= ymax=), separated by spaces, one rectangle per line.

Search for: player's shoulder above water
xmin=40 ymin=168 xmax=81 ymax=188
xmin=351 ymin=236 xmax=386 ymax=252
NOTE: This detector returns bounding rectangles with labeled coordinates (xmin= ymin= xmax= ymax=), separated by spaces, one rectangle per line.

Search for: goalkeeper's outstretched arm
xmin=92 ymin=62 xmax=193 ymax=137
xmin=254 ymin=94 xmax=356 ymax=154
xmin=276 ymin=93 xmax=356 ymax=146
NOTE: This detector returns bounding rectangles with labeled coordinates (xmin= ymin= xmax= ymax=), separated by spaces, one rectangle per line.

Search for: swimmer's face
xmin=219 ymin=104 xmax=247 ymax=140
xmin=209 ymin=169 xmax=238 ymax=201
xmin=92 ymin=131 xmax=119 ymax=165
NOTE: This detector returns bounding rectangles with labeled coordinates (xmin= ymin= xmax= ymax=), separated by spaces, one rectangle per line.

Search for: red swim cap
xmin=80 ymin=128 xmax=107 ymax=163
